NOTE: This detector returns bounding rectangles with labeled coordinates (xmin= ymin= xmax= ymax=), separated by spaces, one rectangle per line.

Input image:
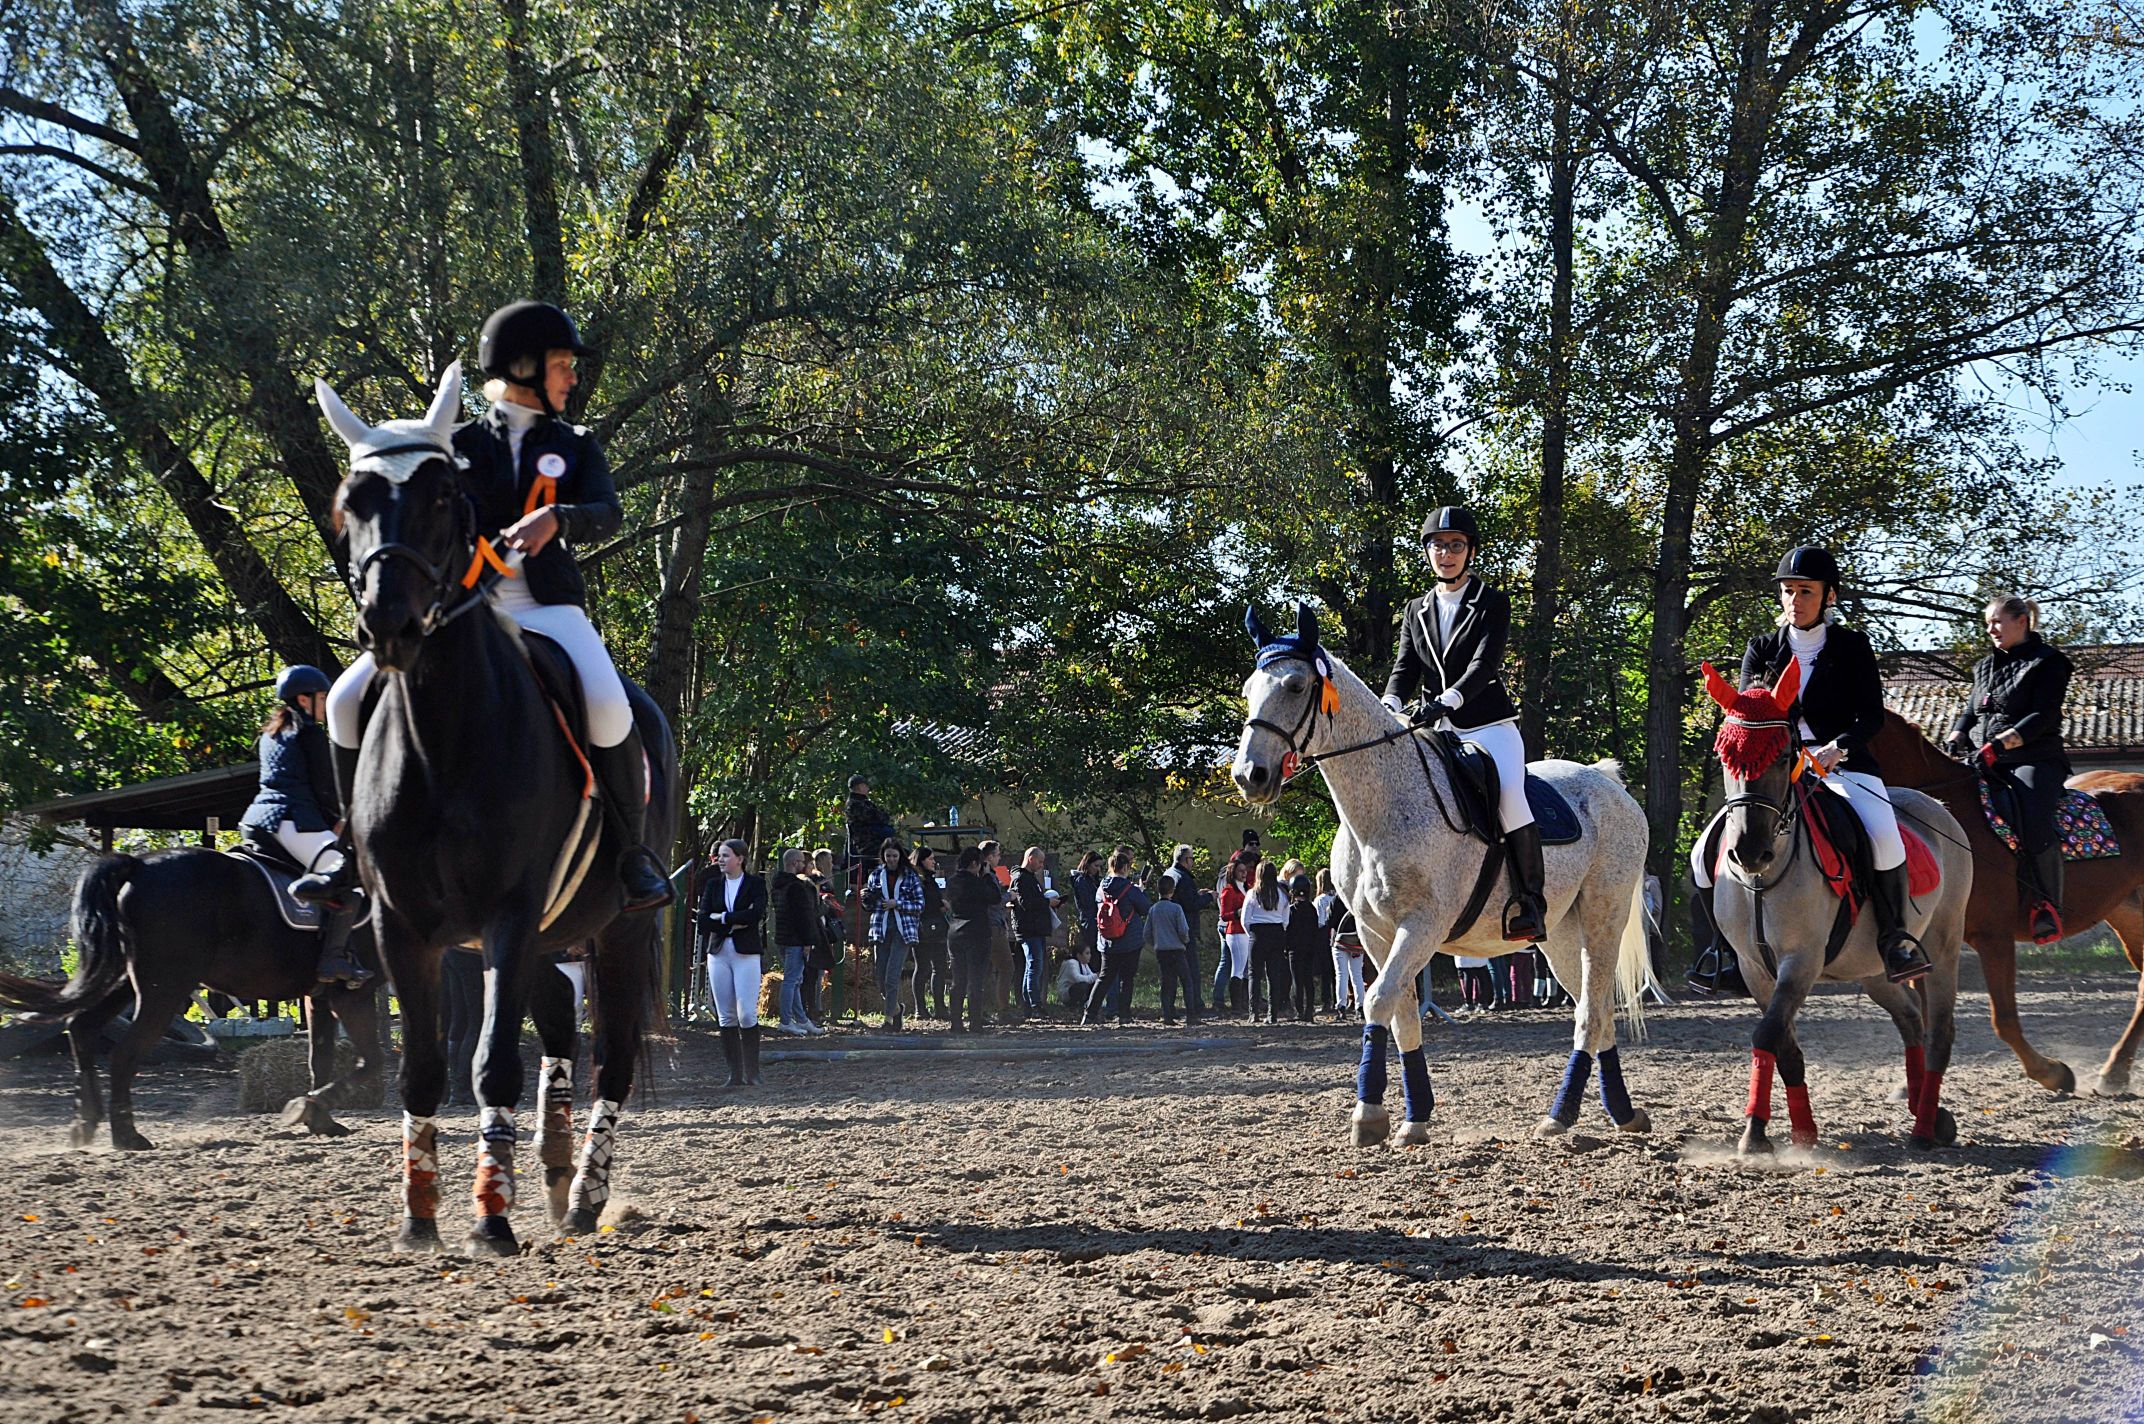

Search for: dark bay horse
xmin=0 ymin=850 xmax=384 ymax=1148
xmin=320 ymin=364 xmax=674 ymax=1255
xmin=1872 ymin=710 xmax=2144 ymax=1096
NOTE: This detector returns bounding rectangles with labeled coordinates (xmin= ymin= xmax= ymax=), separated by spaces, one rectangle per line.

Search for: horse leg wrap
xmin=474 ymin=1106 xmax=516 ymax=1216
xmin=1784 ymin=1084 xmax=1818 ymax=1148
xmin=403 ymin=1114 xmax=440 ymax=1220
xmin=1904 ymin=1044 xmax=1926 ymax=1110
xmin=1550 ymin=1050 xmax=1592 ymax=1126
xmin=1596 ymin=1047 xmax=1635 ymax=1126
xmin=1746 ymin=1049 xmax=1776 ymax=1122
xmin=568 ymin=1098 xmax=622 ymax=1216
xmin=1912 ymin=1071 xmax=1945 ymax=1141
xmin=1356 ymin=1025 xmax=1391 ymax=1107
xmin=1399 ymin=1047 xmax=1434 ymax=1123
xmin=535 ymin=1057 xmax=575 ymax=1171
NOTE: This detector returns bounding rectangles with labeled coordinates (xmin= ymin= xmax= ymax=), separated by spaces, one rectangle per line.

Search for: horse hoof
xmin=545 ymin=1173 xmax=572 ymax=1226
xmin=559 ymin=1206 xmax=600 ymax=1237
xmin=1790 ymin=1129 xmax=1819 ymax=1151
xmin=278 ymin=1096 xmax=351 ymax=1137
xmin=1615 ymin=1108 xmax=1652 ymax=1136
xmin=465 ymin=1215 xmax=519 ymax=1257
xmin=2093 ymin=1072 xmax=2132 ymax=1099
xmin=1932 ymin=1107 xmax=1957 ymax=1146
xmin=395 ymin=1218 xmax=443 ymax=1254
xmin=1395 ymin=1119 xmax=1432 ymax=1147
xmin=1533 ymin=1116 xmax=1572 ymax=1140
xmin=1737 ymin=1127 xmax=1773 ymax=1158
xmin=66 ymin=1120 xmax=98 ymax=1151
xmin=111 ymin=1128 xmax=154 ymax=1152
xmin=2044 ymin=1062 xmax=2077 ymax=1095
xmin=1349 ymin=1102 xmax=1390 ymax=1148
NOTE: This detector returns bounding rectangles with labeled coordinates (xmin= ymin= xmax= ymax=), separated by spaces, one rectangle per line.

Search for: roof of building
xmin=21 ymin=763 xmax=257 ymax=833
xmin=1884 ymin=643 xmax=2144 ymax=755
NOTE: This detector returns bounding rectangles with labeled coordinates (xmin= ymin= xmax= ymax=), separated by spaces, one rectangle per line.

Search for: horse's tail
xmin=0 ymin=854 xmax=141 ymax=1019
xmin=1614 ymin=873 xmax=1650 ymax=1041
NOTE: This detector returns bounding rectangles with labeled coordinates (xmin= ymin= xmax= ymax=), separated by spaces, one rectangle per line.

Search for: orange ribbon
xmin=460 ymin=536 xmax=514 ymax=588
xmin=524 ymin=473 xmax=557 ymax=518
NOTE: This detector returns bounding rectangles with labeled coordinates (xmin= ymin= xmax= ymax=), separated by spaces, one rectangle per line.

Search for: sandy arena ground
xmin=2 ymin=975 xmax=2141 ymax=1424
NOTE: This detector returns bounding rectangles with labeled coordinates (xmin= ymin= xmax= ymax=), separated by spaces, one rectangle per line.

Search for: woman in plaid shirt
xmin=865 ymin=839 xmax=925 ymax=1030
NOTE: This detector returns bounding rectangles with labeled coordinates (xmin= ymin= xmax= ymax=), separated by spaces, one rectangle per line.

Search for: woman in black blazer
xmin=1380 ymin=505 xmax=1546 ymax=941
xmin=1699 ymin=546 xmax=1929 ymax=984
xmin=1948 ymin=595 xmax=2073 ymax=942
xmin=698 ymin=837 xmax=768 ymax=1085
xmin=945 ymin=848 xmax=1002 ymax=1033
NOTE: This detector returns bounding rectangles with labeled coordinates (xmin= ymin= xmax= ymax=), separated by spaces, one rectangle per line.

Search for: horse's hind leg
xmin=2089 ymin=894 xmax=2144 ymax=1096
xmin=106 ymin=982 xmax=190 ymax=1152
xmin=64 ymin=989 xmax=127 ymax=1149
xmin=277 ymin=988 xmax=355 ymax=1137
xmin=563 ymin=919 xmax=654 ymax=1235
xmin=1910 ymin=952 xmax=1961 ymax=1150
xmin=529 ymin=962 xmax=579 ymax=1225
xmin=1860 ymin=974 xmax=1928 ymax=1116
xmin=1977 ymin=936 xmax=2075 ymax=1093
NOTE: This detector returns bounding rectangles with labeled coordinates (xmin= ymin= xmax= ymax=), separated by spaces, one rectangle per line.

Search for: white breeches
xmin=707 ymin=946 xmax=762 ymax=1028
xmin=1689 ymin=768 xmax=1906 ymax=888
xmin=1335 ymin=950 xmax=1365 ymax=1007
xmin=326 ymin=568 xmax=634 ymax=750
xmin=1223 ymin=931 xmax=1251 ymax=977
xmin=1456 ymin=719 xmax=1533 ymax=832
xmin=271 ymin=822 xmax=342 ymax=875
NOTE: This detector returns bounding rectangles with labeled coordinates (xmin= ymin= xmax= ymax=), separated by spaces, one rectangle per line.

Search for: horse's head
xmin=317 ymin=363 xmax=470 ymax=671
xmin=1233 ymin=601 xmax=1335 ymax=805
xmin=1703 ymin=657 xmax=1804 ymax=873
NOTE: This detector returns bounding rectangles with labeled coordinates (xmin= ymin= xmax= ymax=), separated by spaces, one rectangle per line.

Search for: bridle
xmin=345 ymin=446 xmax=495 ymax=639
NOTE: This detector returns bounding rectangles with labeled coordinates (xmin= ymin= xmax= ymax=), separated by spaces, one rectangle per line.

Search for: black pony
xmin=317 ymin=362 xmax=675 ymax=1255
xmin=0 ymin=851 xmax=385 ymax=1148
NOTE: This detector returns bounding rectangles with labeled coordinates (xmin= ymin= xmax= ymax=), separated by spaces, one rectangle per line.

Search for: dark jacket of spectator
xmin=1012 ymin=867 xmax=1056 ymax=938
xmin=772 ymin=872 xmax=828 ymax=952
xmin=1070 ymin=869 xmax=1101 ymax=932
xmin=1161 ymin=864 xmax=1210 ymax=944
xmin=1097 ymin=874 xmax=1153 ymax=951
xmin=1285 ymin=894 xmax=1324 ymax=958
xmin=845 ymin=792 xmax=897 ymax=862
xmin=947 ymin=868 xmax=1001 ymax=951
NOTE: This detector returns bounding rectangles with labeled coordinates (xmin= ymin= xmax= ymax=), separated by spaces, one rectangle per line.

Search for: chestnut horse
xmin=1869 ymin=711 xmax=2144 ymax=1096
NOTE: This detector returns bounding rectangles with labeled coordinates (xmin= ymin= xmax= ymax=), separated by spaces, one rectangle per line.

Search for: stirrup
xmin=1882 ymin=934 xmax=1931 ymax=985
xmin=2028 ymin=901 xmax=2064 ymax=946
xmin=1500 ymin=897 xmax=1546 ymax=944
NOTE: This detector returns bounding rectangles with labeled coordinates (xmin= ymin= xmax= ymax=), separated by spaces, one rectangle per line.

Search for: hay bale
xmin=236 ymin=1037 xmax=384 ymax=1113
xmin=757 ymin=970 xmax=784 ymax=1022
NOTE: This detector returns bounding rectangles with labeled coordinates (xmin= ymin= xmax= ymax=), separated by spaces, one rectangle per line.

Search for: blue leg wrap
xmin=1550 ymin=1049 xmax=1592 ymax=1125
xmin=1400 ymin=1046 xmax=1434 ymax=1122
xmin=1597 ymin=1046 xmax=1635 ymax=1125
xmin=1356 ymin=1024 xmax=1390 ymax=1105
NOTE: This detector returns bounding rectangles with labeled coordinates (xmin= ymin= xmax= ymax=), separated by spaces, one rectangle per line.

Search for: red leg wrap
xmin=1912 ymin=1070 xmax=1945 ymax=1141
xmin=1784 ymin=1084 xmax=1818 ymax=1148
xmin=1904 ymin=1044 xmax=1926 ymax=1108
xmin=1746 ymin=1048 xmax=1776 ymax=1121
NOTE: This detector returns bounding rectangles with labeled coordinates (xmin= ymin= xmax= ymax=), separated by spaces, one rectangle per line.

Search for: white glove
xmin=1380 ymin=693 xmax=1406 ymax=714
xmin=1437 ymin=687 xmax=1465 ymax=710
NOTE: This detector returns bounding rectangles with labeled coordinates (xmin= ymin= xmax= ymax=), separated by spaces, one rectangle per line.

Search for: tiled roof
xmin=1883 ymin=644 xmax=2144 ymax=754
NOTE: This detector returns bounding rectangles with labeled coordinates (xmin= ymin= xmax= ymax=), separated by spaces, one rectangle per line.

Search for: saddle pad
xmin=1976 ymin=783 xmax=2122 ymax=861
xmin=1525 ymin=776 xmax=1582 ymax=846
xmin=1804 ymin=815 xmax=1941 ymax=902
xmin=225 ymin=851 xmax=322 ymax=932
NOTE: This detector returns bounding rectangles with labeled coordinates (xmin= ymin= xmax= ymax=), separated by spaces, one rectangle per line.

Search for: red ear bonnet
xmin=1708 ymin=657 xmax=1796 ymax=779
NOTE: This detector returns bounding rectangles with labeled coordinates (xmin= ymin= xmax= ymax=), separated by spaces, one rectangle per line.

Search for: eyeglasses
xmin=1425 ymin=538 xmax=1470 ymax=555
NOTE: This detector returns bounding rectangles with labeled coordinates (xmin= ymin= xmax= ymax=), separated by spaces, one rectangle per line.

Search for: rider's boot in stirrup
xmin=290 ymin=743 xmax=362 ymax=906
xmin=589 ymin=741 xmax=674 ymax=912
xmin=1685 ymin=883 xmax=1748 ymax=997
xmin=314 ymin=898 xmax=372 ymax=989
xmin=1869 ymin=863 xmax=1931 ymax=984
xmin=1500 ymin=823 xmax=1549 ymax=943
xmin=2026 ymin=844 xmax=2066 ymax=944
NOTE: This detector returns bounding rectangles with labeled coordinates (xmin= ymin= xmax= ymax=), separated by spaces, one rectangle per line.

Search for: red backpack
xmin=1095 ymin=885 xmax=1130 ymax=942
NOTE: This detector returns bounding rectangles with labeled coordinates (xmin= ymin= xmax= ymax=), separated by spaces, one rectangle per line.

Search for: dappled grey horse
xmin=1232 ymin=603 xmax=1654 ymax=1145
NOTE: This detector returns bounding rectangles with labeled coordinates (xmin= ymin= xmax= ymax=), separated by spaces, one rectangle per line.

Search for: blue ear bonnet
xmin=1245 ymin=603 xmax=1327 ymax=672
xmin=1255 ymin=638 xmax=1321 ymax=672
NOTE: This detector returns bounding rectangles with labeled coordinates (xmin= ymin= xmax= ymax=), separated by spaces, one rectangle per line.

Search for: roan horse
xmin=1232 ymin=604 xmax=1653 ymax=1144
xmin=1702 ymin=660 xmax=1974 ymax=1153
xmin=1872 ymin=710 xmax=2144 ymax=1097
xmin=0 ymin=851 xmax=384 ymax=1148
xmin=318 ymin=363 xmax=675 ymax=1255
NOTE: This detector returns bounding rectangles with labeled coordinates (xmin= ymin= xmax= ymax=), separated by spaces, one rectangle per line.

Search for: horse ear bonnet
xmin=315 ymin=361 xmax=465 ymax=484
xmin=1245 ymin=606 xmax=1273 ymax=647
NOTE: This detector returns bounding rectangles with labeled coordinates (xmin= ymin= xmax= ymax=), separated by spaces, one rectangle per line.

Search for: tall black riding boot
xmin=1685 ymin=883 xmax=1747 ymax=998
xmin=1869 ymin=864 xmax=1931 ymax=984
xmin=720 ymin=1026 xmax=745 ymax=1087
xmin=1230 ymin=977 xmax=1249 ymax=1018
xmin=2026 ymin=844 xmax=2066 ymax=943
xmin=1501 ymin=823 xmax=1549 ymax=943
xmin=291 ymin=743 xmax=363 ymax=906
xmin=588 ymin=741 xmax=674 ymax=911
xmin=742 ymin=1025 xmax=763 ymax=1085
xmin=313 ymin=897 xmax=373 ymax=988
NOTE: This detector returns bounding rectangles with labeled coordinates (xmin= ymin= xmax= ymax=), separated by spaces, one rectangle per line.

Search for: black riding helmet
xmin=478 ymin=301 xmax=592 ymax=415
xmin=1421 ymin=505 xmax=1479 ymax=584
xmin=275 ymin=665 xmax=332 ymax=704
xmin=1774 ymin=545 xmax=1842 ymax=588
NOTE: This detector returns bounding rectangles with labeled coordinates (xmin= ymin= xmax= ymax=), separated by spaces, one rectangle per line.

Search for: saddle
xmin=227 ymin=830 xmax=326 ymax=933
xmin=1975 ymin=775 xmax=2122 ymax=862
xmin=1420 ymin=730 xmax=1583 ymax=846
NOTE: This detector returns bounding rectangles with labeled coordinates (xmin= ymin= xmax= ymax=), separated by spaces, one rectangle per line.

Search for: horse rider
xmin=1379 ymin=505 xmax=1547 ymax=943
xmin=294 ymin=300 xmax=673 ymax=912
xmin=1698 ymin=545 xmax=1931 ymax=985
xmin=237 ymin=666 xmax=371 ymax=986
xmin=1947 ymin=594 xmax=2073 ymax=943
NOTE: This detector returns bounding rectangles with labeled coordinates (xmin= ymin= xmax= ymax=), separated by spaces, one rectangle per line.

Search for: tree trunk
xmin=1521 ymin=73 xmax=1575 ymax=760
xmin=496 ymin=0 xmax=569 ymax=306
